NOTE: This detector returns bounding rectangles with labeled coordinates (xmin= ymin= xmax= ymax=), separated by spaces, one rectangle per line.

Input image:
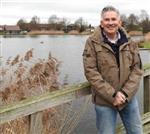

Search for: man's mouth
xmin=108 ymin=27 xmax=115 ymax=30
xmin=107 ymin=25 xmax=116 ymax=29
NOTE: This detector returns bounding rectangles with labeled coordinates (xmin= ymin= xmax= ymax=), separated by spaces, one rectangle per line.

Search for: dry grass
xmin=0 ymin=49 xmax=60 ymax=133
xmin=128 ymin=31 xmax=143 ymax=36
xmin=0 ymin=49 xmax=90 ymax=134
xmin=27 ymin=30 xmax=65 ymax=35
xmin=0 ymin=49 xmax=59 ymax=103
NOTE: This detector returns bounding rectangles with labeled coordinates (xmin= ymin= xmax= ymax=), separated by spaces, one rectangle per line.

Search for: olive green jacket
xmin=83 ymin=26 xmax=144 ymax=110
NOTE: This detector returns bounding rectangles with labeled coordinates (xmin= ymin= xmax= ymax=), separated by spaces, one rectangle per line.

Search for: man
xmin=83 ymin=6 xmax=143 ymax=134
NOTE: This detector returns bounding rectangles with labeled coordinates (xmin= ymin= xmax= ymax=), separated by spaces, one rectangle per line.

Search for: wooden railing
xmin=116 ymin=112 xmax=150 ymax=133
xmin=0 ymin=64 xmax=150 ymax=133
xmin=0 ymin=82 xmax=91 ymax=124
xmin=143 ymin=64 xmax=150 ymax=113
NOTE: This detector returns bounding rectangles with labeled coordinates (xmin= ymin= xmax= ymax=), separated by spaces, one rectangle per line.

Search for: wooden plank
xmin=0 ymin=82 xmax=91 ymax=124
xmin=143 ymin=64 xmax=150 ymax=77
xmin=29 ymin=112 xmax=43 ymax=134
xmin=140 ymin=48 xmax=150 ymax=51
xmin=116 ymin=112 xmax=150 ymax=134
xmin=144 ymin=75 xmax=150 ymax=113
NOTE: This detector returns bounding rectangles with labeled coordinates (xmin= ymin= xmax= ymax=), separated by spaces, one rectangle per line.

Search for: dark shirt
xmin=101 ymin=28 xmax=128 ymax=67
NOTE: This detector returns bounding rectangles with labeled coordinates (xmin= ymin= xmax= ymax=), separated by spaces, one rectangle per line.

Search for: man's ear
xmin=100 ymin=20 xmax=103 ymax=28
xmin=119 ymin=20 xmax=122 ymax=28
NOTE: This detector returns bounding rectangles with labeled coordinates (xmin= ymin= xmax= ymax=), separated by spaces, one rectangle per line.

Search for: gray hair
xmin=101 ymin=6 xmax=120 ymax=19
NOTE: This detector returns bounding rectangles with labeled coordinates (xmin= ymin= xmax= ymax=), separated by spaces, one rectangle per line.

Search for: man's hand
xmin=113 ymin=91 xmax=126 ymax=106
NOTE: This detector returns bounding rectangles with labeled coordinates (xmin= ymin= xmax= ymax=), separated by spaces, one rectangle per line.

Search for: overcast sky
xmin=1 ymin=0 xmax=150 ymax=26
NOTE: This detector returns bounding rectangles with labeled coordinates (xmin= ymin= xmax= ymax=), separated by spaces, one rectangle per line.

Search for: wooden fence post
xmin=144 ymin=75 xmax=150 ymax=113
xmin=29 ymin=112 xmax=43 ymax=134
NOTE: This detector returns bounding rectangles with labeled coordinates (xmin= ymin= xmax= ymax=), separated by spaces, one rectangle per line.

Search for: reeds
xmin=0 ymin=49 xmax=90 ymax=134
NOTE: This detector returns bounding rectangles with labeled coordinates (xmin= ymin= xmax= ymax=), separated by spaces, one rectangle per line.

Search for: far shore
xmin=26 ymin=30 xmax=92 ymax=35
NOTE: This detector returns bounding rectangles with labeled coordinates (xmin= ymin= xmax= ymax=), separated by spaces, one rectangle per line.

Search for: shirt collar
xmin=103 ymin=31 xmax=121 ymax=44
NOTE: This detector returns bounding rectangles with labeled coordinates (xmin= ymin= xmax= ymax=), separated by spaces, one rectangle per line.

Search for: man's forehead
xmin=102 ymin=11 xmax=120 ymax=19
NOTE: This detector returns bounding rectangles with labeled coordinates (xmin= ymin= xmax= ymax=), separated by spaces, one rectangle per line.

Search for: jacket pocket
xmin=121 ymin=48 xmax=133 ymax=66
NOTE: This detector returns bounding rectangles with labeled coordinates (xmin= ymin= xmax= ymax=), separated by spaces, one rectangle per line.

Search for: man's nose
xmin=108 ymin=20 xmax=113 ymax=25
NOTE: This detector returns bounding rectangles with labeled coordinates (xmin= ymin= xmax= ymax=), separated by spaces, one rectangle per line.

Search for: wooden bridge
xmin=0 ymin=63 xmax=150 ymax=134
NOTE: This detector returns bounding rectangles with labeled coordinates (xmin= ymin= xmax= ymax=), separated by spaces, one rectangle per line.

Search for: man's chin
xmin=107 ymin=31 xmax=116 ymax=35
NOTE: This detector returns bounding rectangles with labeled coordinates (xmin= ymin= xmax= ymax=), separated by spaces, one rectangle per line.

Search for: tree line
xmin=121 ymin=10 xmax=150 ymax=33
xmin=17 ymin=15 xmax=90 ymax=33
xmin=17 ymin=10 xmax=150 ymax=33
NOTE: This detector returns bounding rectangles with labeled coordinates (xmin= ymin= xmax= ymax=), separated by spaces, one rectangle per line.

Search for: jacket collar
xmin=90 ymin=26 xmax=103 ymax=44
xmin=90 ymin=25 xmax=130 ymax=45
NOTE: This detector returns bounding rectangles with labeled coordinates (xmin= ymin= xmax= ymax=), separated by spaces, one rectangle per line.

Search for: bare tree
xmin=140 ymin=10 xmax=149 ymax=21
xmin=126 ymin=14 xmax=141 ymax=31
xmin=74 ymin=17 xmax=88 ymax=32
xmin=140 ymin=10 xmax=150 ymax=33
xmin=120 ymin=14 xmax=128 ymax=28
xmin=48 ymin=15 xmax=59 ymax=24
xmin=128 ymin=14 xmax=139 ymax=25
xmin=17 ymin=19 xmax=28 ymax=31
xmin=30 ymin=16 xmax=40 ymax=24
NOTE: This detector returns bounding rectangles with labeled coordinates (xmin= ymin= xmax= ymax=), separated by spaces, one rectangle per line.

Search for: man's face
xmin=101 ymin=11 xmax=121 ymax=36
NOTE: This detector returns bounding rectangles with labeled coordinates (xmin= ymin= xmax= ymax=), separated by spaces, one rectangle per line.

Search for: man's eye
xmin=112 ymin=18 xmax=117 ymax=21
xmin=105 ymin=19 xmax=109 ymax=21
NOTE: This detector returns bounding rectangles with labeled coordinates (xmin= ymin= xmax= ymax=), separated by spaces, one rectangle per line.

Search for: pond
xmin=1 ymin=35 xmax=150 ymax=133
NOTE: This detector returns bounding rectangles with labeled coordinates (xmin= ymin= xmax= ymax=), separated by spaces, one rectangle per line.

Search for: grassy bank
xmin=27 ymin=30 xmax=91 ymax=35
xmin=143 ymin=63 xmax=150 ymax=71
xmin=141 ymin=42 xmax=150 ymax=49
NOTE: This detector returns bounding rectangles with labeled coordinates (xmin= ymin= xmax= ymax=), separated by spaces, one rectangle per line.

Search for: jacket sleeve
xmin=121 ymin=42 xmax=144 ymax=102
xmin=83 ymin=38 xmax=116 ymax=104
